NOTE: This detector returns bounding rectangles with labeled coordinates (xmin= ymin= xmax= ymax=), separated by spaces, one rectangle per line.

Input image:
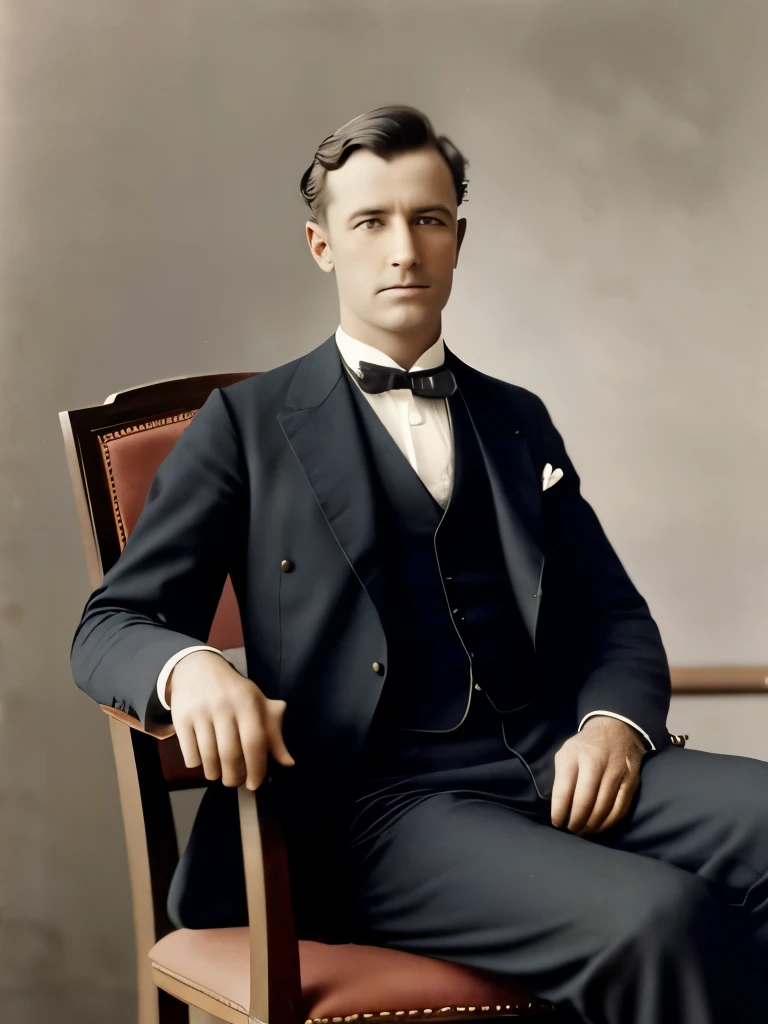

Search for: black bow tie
xmin=353 ymin=359 xmax=457 ymax=398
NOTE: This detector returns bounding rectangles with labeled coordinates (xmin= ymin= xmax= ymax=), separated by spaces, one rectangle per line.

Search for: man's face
xmin=306 ymin=146 xmax=466 ymax=345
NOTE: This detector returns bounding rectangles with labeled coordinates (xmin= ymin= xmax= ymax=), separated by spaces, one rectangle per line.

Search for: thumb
xmin=265 ymin=699 xmax=296 ymax=766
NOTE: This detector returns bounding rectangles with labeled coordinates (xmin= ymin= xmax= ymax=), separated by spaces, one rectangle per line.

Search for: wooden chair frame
xmin=61 ymin=371 xmax=301 ymax=1024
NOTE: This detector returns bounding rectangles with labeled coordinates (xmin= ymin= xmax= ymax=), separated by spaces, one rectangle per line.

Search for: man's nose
xmin=389 ymin=222 xmax=420 ymax=265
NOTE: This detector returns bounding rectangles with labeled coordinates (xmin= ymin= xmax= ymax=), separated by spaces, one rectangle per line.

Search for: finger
xmin=550 ymin=750 xmax=578 ymax=828
xmin=238 ymin=712 xmax=269 ymax=791
xmin=194 ymin=719 xmax=222 ymax=781
xmin=594 ymin=777 xmax=639 ymax=834
xmin=566 ymin=760 xmax=603 ymax=833
xmin=175 ymin=719 xmax=202 ymax=770
xmin=211 ymin=712 xmax=247 ymax=788
xmin=577 ymin=768 xmax=624 ymax=835
xmin=264 ymin=700 xmax=296 ymax=766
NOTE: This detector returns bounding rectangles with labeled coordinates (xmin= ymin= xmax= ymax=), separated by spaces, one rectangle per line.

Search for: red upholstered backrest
xmin=98 ymin=408 xmax=244 ymax=652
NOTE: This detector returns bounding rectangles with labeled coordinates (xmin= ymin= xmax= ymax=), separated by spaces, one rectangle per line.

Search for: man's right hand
xmin=166 ymin=650 xmax=295 ymax=790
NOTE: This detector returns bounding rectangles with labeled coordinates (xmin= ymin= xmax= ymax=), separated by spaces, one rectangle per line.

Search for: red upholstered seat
xmin=149 ymin=929 xmax=555 ymax=1021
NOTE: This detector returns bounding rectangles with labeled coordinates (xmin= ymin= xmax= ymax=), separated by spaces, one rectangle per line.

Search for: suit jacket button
xmin=372 ymin=661 xmax=384 ymax=674
xmin=280 ymin=559 xmax=294 ymax=573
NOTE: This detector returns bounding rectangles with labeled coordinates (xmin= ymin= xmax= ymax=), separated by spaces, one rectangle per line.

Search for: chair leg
xmin=158 ymin=987 xmax=190 ymax=1024
xmin=138 ymin=962 xmax=189 ymax=1024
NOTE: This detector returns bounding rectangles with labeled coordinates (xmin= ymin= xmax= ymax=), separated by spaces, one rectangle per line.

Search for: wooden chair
xmin=59 ymin=372 xmax=559 ymax=1024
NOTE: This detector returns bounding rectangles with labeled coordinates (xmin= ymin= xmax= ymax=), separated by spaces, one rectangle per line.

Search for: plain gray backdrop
xmin=1 ymin=1 xmax=766 ymax=1020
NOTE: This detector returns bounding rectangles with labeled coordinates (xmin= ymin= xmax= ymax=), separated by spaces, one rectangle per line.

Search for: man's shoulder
xmin=452 ymin=351 xmax=549 ymax=423
xmin=209 ymin=339 xmax=335 ymax=430
xmin=218 ymin=351 xmax=306 ymax=405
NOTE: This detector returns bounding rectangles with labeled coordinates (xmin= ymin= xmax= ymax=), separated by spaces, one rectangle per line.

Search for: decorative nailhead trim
xmin=153 ymin=961 xmax=552 ymax=1020
xmin=303 ymin=1001 xmax=555 ymax=1023
xmin=99 ymin=410 xmax=198 ymax=548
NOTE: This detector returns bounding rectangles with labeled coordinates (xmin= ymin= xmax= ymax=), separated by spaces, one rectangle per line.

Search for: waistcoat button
xmin=372 ymin=661 xmax=384 ymax=674
xmin=280 ymin=559 xmax=294 ymax=572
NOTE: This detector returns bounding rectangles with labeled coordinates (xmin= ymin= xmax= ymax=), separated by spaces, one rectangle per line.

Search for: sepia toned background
xmin=1 ymin=1 xmax=766 ymax=1020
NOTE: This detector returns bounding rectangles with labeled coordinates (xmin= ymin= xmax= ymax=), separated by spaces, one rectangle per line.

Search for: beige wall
xmin=1 ymin=1 xmax=766 ymax=1020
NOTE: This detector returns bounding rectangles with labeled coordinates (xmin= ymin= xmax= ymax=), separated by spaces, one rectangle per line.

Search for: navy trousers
xmin=344 ymin=692 xmax=768 ymax=1023
xmin=170 ymin=689 xmax=768 ymax=1023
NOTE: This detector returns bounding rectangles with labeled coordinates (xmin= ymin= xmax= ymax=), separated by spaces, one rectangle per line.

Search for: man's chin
xmin=375 ymin=309 xmax=435 ymax=332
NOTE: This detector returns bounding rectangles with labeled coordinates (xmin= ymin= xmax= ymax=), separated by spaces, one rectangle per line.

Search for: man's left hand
xmin=550 ymin=716 xmax=647 ymax=836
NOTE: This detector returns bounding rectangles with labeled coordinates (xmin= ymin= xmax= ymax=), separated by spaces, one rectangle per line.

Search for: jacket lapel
xmin=277 ymin=335 xmax=388 ymax=615
xmin=278 ymin=334 xmax=545 ymax=646
xmin=446 ymin=348 xmax=546 ymax=646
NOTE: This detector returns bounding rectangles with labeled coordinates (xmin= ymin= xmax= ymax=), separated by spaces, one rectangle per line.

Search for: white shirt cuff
xmin=156 ymin=645 xmax=225 ymax=710
xmin=578 ymin=710 xmax=656 ymax=751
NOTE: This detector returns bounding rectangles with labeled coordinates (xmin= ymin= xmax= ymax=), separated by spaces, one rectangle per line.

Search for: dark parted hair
xmin=299 ymin=105 xmax=470 ymax=228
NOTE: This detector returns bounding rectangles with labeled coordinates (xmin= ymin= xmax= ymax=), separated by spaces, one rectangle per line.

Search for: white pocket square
xmin=542 ymin=462 xmax=563 ymax=491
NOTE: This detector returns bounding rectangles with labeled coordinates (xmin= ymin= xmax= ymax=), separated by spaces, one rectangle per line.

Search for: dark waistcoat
xmin=342 ymin=368 xmax=542 ymax=775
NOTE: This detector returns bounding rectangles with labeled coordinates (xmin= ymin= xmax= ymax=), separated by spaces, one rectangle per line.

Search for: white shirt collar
xmin=335 ymin=324 xmax=446 ymax=375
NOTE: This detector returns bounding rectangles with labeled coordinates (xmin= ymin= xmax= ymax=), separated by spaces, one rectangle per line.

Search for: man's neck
xmin=339 ymin=316 xmax=442 ymax=370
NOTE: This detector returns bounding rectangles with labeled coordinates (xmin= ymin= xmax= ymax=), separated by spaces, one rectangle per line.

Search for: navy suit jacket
xmin=71 ymin=333 xmax=671 ymax=932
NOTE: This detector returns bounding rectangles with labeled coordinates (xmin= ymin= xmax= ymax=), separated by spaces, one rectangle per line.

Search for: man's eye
xmin=357 ymin=217 xmax=441 ymax=229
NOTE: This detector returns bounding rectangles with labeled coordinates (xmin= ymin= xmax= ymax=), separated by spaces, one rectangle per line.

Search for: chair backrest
xmin=61 ymin=371 xmax=257 ymax=785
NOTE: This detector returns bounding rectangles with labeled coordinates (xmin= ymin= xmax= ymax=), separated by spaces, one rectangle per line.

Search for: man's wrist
xmin=581 ymin=714 xmax=647 ymax=751
xmin=166 ymin=649 xmax=227 ymax=706
xmin=578 ymin=710 xmax=654 ymax=751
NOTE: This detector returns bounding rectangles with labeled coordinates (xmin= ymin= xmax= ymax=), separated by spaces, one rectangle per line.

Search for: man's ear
xmin=306 ymin=220 xmax=334 ymax=273
xmin=455 ymin=217 xmax=468 ymax=266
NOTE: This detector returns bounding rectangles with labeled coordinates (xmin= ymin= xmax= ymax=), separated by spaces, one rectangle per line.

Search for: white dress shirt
xmin=154 ymin=326 xmax=654 ymax=751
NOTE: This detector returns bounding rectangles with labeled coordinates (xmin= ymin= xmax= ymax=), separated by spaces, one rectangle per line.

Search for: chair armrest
xmin=100 ymin=703 xmax=302 ymax=1024
xmin=100 ymin=703 xmax=177 ymax=740
xmin=670 ymin=665 xmax=768 ymax=694
xmin=238 ymin=780 xmax=303 ymax=1024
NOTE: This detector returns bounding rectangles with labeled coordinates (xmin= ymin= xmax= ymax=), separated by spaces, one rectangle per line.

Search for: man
xmin=70 ymin=106 xmax=768 ymax=1023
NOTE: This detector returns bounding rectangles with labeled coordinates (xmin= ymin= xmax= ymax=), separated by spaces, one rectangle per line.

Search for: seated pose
xmin=71 ymin=105 xmax=768 ymax=1024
